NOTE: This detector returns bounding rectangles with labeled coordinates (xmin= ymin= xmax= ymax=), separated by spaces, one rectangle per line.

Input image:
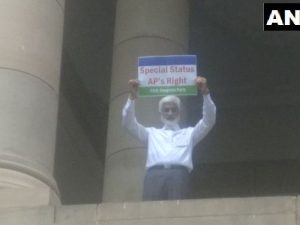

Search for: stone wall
xmin=54 ymin=96 xmax=104 ymax=204
xmin=0 ymin=196 xmax=299 ymax=225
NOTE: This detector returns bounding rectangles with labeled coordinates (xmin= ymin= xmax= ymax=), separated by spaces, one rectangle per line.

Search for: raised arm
xmin=191 ymin=77 xmax=216 ymax=146
xmin=122 ymin=79 xmax=149 ymax=145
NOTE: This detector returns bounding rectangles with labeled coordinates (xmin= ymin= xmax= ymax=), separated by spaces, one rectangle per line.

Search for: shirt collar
xmin=162 ymin=124 xmax=180 ymax=131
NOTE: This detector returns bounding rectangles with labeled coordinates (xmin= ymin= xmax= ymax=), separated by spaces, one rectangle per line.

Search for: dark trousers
xmin=143 ymin=166 xmax=189 ymax=201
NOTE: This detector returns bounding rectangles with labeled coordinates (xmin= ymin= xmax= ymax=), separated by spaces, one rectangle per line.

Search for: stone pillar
xmin=103 ymin=0 xmax=189 ymax=202
xmin=0 ymin=0 xmax=64 ymax=207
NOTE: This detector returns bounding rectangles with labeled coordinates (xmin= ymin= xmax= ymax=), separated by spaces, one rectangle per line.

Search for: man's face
xmin=161 ymin=102 xmax=179 ymax=122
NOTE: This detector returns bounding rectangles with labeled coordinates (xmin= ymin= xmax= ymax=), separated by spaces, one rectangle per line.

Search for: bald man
xmin=122 ymin=77 xmax=216 ymax=201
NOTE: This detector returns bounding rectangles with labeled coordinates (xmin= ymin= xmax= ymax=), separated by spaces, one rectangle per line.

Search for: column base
xmin=0 ymin=169 xmax=60 ymax=208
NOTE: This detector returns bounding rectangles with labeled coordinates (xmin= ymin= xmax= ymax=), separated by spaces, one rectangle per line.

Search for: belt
xmin=148 ymin=164 xmax=188 ymax=171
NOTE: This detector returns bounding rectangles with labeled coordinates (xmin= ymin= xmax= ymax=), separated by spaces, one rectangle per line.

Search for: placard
xmin=138 ymin=55 xmax=197 ymax=97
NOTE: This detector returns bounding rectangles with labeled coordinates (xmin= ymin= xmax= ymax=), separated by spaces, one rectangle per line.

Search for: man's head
xmin=158 ymin=95 xmax=180 ymax=126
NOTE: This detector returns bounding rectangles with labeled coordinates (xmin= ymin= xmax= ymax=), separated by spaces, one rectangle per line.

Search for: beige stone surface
xmin=0 ymin=187 xmax=59 ymax=209
xmin=55 ymin=222 xmax=97 ymax=225
xmin=102 ymin=149 xmax=146 ymax=202
xmin=0 ymin=0 xmax=64 ymax=92
xmin=0 ymin=206 xmax=54 ymax=225
xmin=99 ymin=214 xmax=296 ymax=225
xmin=0 ymin=169 xmax=60 ymax=208
xmin=0 ymin=168 xmax=51 ymax=189
xmin=98 ymin=196 xmax=296 ymax=220
xmin=56 ymin=0 xmax=65 ymax=10
xmin=114 ymin=0 xmax=189 ymax=48
xmin=296 ymin=195 xmax=300 ymax=223
xmin=0 ymin=69 xmax=58 ymax=183
xmin=0 ymin=0 xmax=64 ymax=209
xmin=0 ymin=196 xmax=298 ymax=225
xmin=55 ymin=205 xmax=98 ymax=224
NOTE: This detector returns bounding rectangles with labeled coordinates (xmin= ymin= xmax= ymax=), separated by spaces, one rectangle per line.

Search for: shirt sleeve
xmin=122 ymin=98 xmax=149 ymax=145
xmin=191 ymin=94 xmax=216 ymax=147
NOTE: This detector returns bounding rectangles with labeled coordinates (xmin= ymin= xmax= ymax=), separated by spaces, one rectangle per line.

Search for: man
xmin=122 ymin=76 xmax=216 ymax=200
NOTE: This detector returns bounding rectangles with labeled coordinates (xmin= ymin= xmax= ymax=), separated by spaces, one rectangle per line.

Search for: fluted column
xmin=0 ymin=0 xmax=64 ymax=207
xmin=103 ymin=0 xmax=189 ymax=202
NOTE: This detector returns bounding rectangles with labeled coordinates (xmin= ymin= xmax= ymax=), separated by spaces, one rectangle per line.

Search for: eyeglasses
xmin=162 ymin=107 xmax=178 ymax=113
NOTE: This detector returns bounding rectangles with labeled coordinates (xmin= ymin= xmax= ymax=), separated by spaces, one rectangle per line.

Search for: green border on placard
xmin=138 ymin=86 xmax=197 ymax=97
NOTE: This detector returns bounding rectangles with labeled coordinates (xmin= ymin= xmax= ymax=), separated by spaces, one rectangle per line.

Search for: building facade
xmin=0 ymin=0 xmax=300 ymax=209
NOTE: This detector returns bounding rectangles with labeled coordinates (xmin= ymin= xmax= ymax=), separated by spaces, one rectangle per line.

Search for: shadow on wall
xmin=53 ymin=0 xmax=115 ymax=204
xmin=188 ymin=0 xmax=300 ymax=198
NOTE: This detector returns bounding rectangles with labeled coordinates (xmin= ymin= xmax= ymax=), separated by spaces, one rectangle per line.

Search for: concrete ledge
xmin=0 ymin=196 xmax=299 ymax=225
xmin=98 ymin=196 xmax=296 ymax=220
xmin=0 ymin=207 xmax=54 ymax=225
xmin=55 ymin=204 xmax=97 ymax=224
xmin=0 ymin=188 xmax=59 ymax=209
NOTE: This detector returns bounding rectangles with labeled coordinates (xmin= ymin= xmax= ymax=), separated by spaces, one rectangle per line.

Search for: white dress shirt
xmin=122 ymin=94 xmax=216 ymax=172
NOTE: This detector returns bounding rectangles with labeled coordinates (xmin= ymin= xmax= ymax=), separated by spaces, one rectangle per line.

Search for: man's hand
xmin=128 ymin=79 xmax=139 ymax=100
xmin=195 ymin=76 xmax=210 ymax=95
